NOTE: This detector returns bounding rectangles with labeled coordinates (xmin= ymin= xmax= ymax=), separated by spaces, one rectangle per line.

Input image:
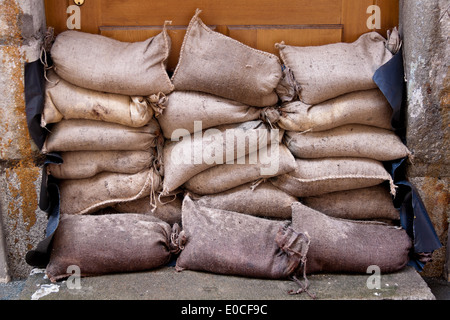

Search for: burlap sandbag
xmin=60 ymin=169 xmax=161 ymax=215
xmin=270 ymin=158 xmax=395 ymax=198
xmin=51 ymin=27 xmax=174 ymax=96
xmin=113 ymin=194 xmax=182 ymax=225
xmin=42 ymin=119 xmax=161 ymax=153
xmin=171 ymin=9 xmax=282 ymax=107
xmin=41 ymin=71 xmax=161 ymax=128
xmin=276 ymin=32 xmax=392 ymax=105
xmin=157 ymin=91 xmax=262 ymax=139
xmin=184 ymin=143 xmax=296 ymax=195
xmin=191 ymin=181 xmax=297 ymax=219
xmin=301 ymin=184 xmax=400 ymax=221
xmin=162 ymin=120 xmax=283 ymax=194
xmin=285 ymin=124 xmax=410 ymax=161
xmin=176 ymin=196 xmax=311 ymax=283
xmin=47 ymin=150 xmax=155 ymax=180
xmin=291 ymin=202 xmax=411 ymax=274
xmin=276 ymin=89 xmax=393 ymax=132
xmin=46 ymin=214 xmax=183 ymax=282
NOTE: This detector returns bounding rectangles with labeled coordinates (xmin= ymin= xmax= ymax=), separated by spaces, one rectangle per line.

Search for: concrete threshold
xmin=18 ymin=265 xmax=435 ymax=300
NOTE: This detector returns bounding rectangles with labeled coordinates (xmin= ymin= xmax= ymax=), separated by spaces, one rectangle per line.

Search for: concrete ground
xmin=1 ymin=265 xmax=445 ymax=301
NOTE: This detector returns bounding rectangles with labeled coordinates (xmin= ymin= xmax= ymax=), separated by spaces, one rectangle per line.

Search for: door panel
xmin=44 ymin=0 xmax=399 ymax=71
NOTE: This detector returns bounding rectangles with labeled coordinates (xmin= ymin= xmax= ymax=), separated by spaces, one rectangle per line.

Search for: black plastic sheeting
xmin=373 ymin=48 xmax=442 ymax=270
xmin=24 ymin=48 xmax=442 ymax=270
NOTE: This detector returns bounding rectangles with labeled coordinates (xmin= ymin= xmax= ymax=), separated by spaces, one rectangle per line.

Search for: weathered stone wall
xmin=400 ymin=0 xmax=449 ymax=279
xmin=0 ymin=0 xmax=47 ymax=281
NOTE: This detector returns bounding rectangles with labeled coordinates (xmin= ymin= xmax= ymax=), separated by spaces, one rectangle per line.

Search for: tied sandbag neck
xmin=40 ymin=27 xmax=57 ymax=84
xmin=145 ymin=92 xmax=168 ymax=118
xmin=275 ymin=225 xmax=316 ymax=299
xmin=260 ymin=106 xmax=281 ymax=129
xmin=169 ymin=223 xmax=186 ymax=255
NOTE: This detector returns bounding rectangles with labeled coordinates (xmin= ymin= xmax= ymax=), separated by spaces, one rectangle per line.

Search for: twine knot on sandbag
xmin=169 ymin=223 xmax=187 ymax=255
xmin=40 ymin=27 xmax=58 ymax=84
xmin=260 ymin=107 xmax=281 ymax=129
xmin=146 ymin=92 xmax=168 ymax=118
xmin=275 ymin=225 xmax=316 ymax=299
xmin=275 ymin=64 xmax=300 ymax=103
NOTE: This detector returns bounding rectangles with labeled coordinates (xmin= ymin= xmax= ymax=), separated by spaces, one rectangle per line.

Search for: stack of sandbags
xmin=270 ymin=31 xmax=411 ymax=223
xmin=42 ymin=26 xmax=176 ymax=221
xmin=158 ymin=10 xmax=297 ymax=219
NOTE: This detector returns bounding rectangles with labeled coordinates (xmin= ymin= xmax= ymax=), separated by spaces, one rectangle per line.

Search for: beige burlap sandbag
xmin=51 ymin=27 xmax=174 ymax=96
xmin=171 ymin=9 xmax=282 ymax=107
xmin=184 ymin=143 xmax=295 ymax=195
xmin=41 ymin=71 xmax=166 ymax=128
xmin=46 ymin=214 xmax=182 ymax=282
xmin=270 ymin=157 xmax=395 ymax=198
xmin=60 ymin=169 xmax=161 ymax=215
xmin=276 ymin=32 xmax=392 ymax=105
xmin=113 ymin=194 xmax=182 ymax=225
xmin=285 ymin=124 xmax=410 ymax=161
xmin=157 ymin=91 xmax=263 ymax=139
xmin=42 ymin=119 xmax=161 ymax=153
xmin=276 ymin=89 xmax=393 ymax=132
xmin=162 ymin=120 xmax=283 ymax=194
xmin=301 ymin=185 xmax=400 ymax=220
xmin=191 ymin=181 xmax=297 ymax=219
xmin=291 ymin=202 xmax=411 ymax=274
xmin=47 ymin=150 xmax=155 ymax=180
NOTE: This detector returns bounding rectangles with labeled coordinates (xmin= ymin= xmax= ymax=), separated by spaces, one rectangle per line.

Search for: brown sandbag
xmin=162 ymin=120 xmax=282 ymax=194
xmin=184 ymin=143 xmax=296 ymax=195
xmin=50 ymin=27 xmax=174 ymax=96
xmin=291 ymin=202 xmax=411 ymax=274
xmin=301 ymin=185 xmax=400 ymax=220
xmin=191 ymin=181 xmax=297 ymax=219
xmin=284 ymin=124 xmax=410 ymax=161
xmin=176 ymin=196 xmax=311 ymax=282
xmin=46 ymin=214 xmax=183 ymax=282
xmin=41 ymin=70 xmax=159 ymax=128
xmin=171 ymin=9 xmax=282 ymax=107
xmin=276 ymin=89 xmax=393 ymax=132
xmin=60 ymin=169 xmax=161 ymax=215
xmin=42 ymin=119 xmax=161 ymax=154
xmin=276 ymin=32 xmax=392 ymax=105
xmin=47 ymin=150 xmax=155 ymax=180
xmin=270 ymin=157 xmax=395 ymax=198
xmin=113 ymin=194 xmax=182 ymax=225
xmin=157 ymin=91 xmax=262 ymax=139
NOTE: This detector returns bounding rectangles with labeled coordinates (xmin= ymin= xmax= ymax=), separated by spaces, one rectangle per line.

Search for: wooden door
xmin=44 ymin=0 xmax=399 ymax=71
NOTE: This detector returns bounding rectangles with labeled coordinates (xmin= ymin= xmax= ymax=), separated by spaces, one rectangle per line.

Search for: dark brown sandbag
xmin=46 ymin=214 xmax=183 ymax=282
xmin=301 ymin=185 xmax=400 ymax=221
xmin=291 ymin=202 xmax=411 ymax=274
xmin=191 ymin=181 xmax=297 ymax=219
xmin=176 ymin=196 xmax=310 ymax=281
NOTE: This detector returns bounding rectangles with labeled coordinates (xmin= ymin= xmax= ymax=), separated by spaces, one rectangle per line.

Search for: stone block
xmin=0 ymin=165 xmax=47 ymax=279
xmin=410 ymin=177 xmax=449 ymax=278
